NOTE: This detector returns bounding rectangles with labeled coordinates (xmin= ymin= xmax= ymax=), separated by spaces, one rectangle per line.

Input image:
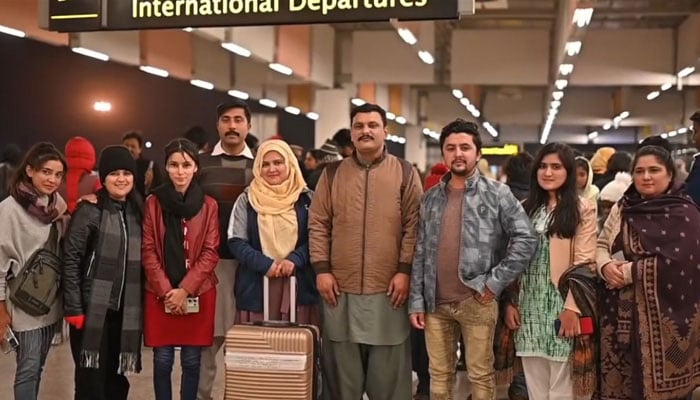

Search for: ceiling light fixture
xmin=559 ymin=64 xmax=574 ymax=76
xmin=397 ymin=28 xmax=417 ymax=45
xmin=587 ymin=131 xmax=599 ymax=139
xmin=418 ymin=50 xmax=434 ymax=65
xmin=460 ymin=97 xmax=470 ymax=107
xmin=306 ymin=112 xmax=319 ymax=120
xmin=386 ymin=112 xmax=396 ymax=120
xmin=284 ymin=106 xmax=301 ymax=115
xmin=565 ymin=41 xmax=582 ymax=56
xmin=190 ymin=79 xmax=214 ymax=90
xmin=351 ymin=98 xmax=366 ymax=106
xmin=452 ymin=89 xmax=463 ymax=99
xmin=139 ymin=65 xmax=169 ymax=78
xmin=661 ymin=82 xmax=673 ymax=91
xmin=269 ymin=63 xmax=293 ymax=76
xmin=678 ymin=66 xmax=696 ymax=78
xmin=646 ymin=91 xmax=660 ymax=100
xmin=228 ymin=90 xmax=249 ymax=100
xmin=552 ymin=91 xmax=564 ymax=101
xmin=221 ymin=42 xmax=252 ymax=57
xmin=555 ymin=79 xmax=568 ymax=90
xmin=72 ymin=47 xmax=109 ymax=61
xmin=603 ymin=122 xmax=612 ymax=130
xmin=0 ymin=24 xmax=26 ymax=38
xmin=258 ymin=98 xmax=277 ymax=108
xmin=395 ymin=116 xmax=407 ymax=125
xmin=572 ymin=8 xmax=594 ymax=28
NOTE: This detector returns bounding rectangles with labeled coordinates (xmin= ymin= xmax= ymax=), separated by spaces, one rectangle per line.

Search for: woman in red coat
xmin=142 ymin=138 xmax=219 ymax=400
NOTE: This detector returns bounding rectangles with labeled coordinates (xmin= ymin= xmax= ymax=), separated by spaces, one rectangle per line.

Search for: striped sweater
xmin=198 ymin=153 xmax=254 ymax=259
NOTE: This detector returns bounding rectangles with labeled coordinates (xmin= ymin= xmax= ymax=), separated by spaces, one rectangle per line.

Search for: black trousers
xmin=411 ymin=327 xmax=430 ymax=389
xmin=69 ymin=310 xmax=130 ymax=400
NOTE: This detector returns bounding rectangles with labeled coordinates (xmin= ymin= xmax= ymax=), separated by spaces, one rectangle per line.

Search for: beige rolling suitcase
xmin=224 ymin=276 xmax=320 ymax=399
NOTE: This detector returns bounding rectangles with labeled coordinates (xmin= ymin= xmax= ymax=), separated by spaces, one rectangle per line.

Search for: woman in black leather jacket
xmin=61 ymin=146 xmax=144 ymax=400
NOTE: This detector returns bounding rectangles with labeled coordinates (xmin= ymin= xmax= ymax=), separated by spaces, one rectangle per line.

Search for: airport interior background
xmin=2 ymin=0 xmax=700 ymax=398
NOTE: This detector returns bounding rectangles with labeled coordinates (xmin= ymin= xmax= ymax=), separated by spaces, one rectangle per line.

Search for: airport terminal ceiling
xmin=4 ymin=0 xmax=700 ymax=147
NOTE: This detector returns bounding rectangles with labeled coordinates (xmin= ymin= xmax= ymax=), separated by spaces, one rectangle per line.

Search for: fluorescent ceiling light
xmin=139 ymin=65 xmax=169 ymax=78
xmin=572 ymin=8 xmax=594 ymax=28
xmin=661 ymin=133 xmax=668 ymax=139
xmin=397 ymin=137 xmax=407 ymax=144
xmin=552 ymin=91 xmax=564 ymax=101
xmin=668 ymin=130 xmax=678 ymax=137
xmin=228 ymin=90 xmax=249 ymax=100
xmin=619 ymin=111 xmax=630 ymax=119
xmin=418 ymin=51 xmax=434 ymax=65
xmin=386 ymin=112 xmax=396 ymax=120
xmin=422 ymin=128 xmax=431 ymax=135
xmin=587 ymin=131 xmax=599 ymax=139
xmin=460 ymin=97 xmax=470 ymax=107
xmin=221 ymin=42 xmax=251 ymax=57
xmin=395 ymin=116 xmax=407 ymax=125
xmin=559 ymin=64 xmax=574 ymax=76
xmin=397 ymin=28 xmax=417 ymax=45
xmin=306 ymin=112 xmax=319 ymax=120
xmin=603 ymin=122 xmax=612 ymax=130
xmin=258 ymin=98 xmax=277 ymax=108
xmin=551 ymin=100 xmax=561 ymax=109
xmin=678 ymin=127 xmax=688 ymax=134
xmin=351 ymin=98 xmax=366 ymax=106
xmin=0 ymin=24 xmax=26 ymax=38
xmin=182 ymin=27 xmax=194 ymax=32
xmin=452 ymin=89 xmax=463 ymax=99
xmin=482 ymin=122 xmax=498 ymax=138
xmin=93 ymin=101 xmax=111 ymax=112
xmin=646 ymin=91 xmax=660 ymax=100
xmin=470 ymin=108 xmax=481 ymax=118
xmin=269 ymin=63 xmax=293 ymax=76
xmin=565 ymin=41 xmax=582 ymax=56
xmin=555 ymin=79 xmax=568 ymax=90
xmin=72 ymin=47 xmax=109 ymax=61
xmin=678 ymin=66 xmax=696 ymax=78
xmin=540 ymin=117 xmax=554 ymax=144
xmin=284 ymin=106 xmax=301 ymax=115
xmin=661 ymin=83 xmax=673 ymax=91
xmin=190 ymin=79 xmax=214 ymax=90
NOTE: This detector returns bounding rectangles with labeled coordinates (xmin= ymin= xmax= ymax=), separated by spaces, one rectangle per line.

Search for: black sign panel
xmin=48 ymin=0 xmax=102 ymax=32
xmin=47 ymin=0 xmax=459 ymax=32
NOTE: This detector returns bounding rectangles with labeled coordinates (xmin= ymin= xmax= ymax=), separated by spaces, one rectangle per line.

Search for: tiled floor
xmin=1 ymin=340 xmax=698 ymax=399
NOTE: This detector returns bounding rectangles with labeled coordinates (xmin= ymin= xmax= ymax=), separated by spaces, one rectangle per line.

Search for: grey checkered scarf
xmin=80 ymin=193 xmax=143 ymax=374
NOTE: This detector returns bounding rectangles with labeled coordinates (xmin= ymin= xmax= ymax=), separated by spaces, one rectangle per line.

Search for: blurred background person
xmin=59 ymin=136 xmax=101 ymax=214
xmin=332 ymin=128 xmax=354 ymax=158
xmin=423 ymin=163 xmax=448 ymax=190
xmin=0 ymin=143 xmax=23 ymax=201
xmin=502 ymin=152 xmax=534 ymax=201
xmin=305 ymin=140 xmax=340 ymax=191
xmin=183 ymin=126 xmax=212 ymax=155
xmin=575 ymin=156 xmax=599 ymax=210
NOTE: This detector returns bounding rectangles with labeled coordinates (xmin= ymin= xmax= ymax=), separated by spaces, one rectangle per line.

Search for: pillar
xmin=313 ymin=88 xmax=352 ymax=148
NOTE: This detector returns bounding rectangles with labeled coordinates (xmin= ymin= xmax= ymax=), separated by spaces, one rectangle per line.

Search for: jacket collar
xmin=440 ymin=168 xmax=481 ymax=192
xmin=352 ymin=147 xmax=387 ymax=168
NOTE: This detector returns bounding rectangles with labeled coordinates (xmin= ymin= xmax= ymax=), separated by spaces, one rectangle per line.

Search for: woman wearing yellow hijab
xmin=227 ymin=140 xmax=319 ymax=324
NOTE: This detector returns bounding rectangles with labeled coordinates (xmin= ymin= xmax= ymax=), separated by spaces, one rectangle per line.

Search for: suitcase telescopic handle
xmin=263 ymin=275 xmax=297 ymax=323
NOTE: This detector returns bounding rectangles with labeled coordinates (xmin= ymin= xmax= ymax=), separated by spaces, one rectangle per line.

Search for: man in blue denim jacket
xmin=408 ymin=119 xmax=536 ymax=400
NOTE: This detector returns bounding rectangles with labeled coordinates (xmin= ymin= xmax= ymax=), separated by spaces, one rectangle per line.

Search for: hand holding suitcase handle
xmin=260 ymin=275 xmax=297 ymax=325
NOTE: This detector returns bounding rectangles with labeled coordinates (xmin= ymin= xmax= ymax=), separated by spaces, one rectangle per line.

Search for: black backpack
xmin=8 ymin=224 xmax=62 ymax=316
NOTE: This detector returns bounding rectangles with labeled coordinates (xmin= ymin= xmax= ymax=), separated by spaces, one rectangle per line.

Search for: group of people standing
xmin=0 ymin=99 xmax=699 ymax=400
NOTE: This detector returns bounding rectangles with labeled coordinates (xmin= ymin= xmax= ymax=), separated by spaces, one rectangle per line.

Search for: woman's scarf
xmin=80 ymin=190 xmax=143 ymax=374
xmin=13 ymin=181 xmax=67 ymax=223
xmin=152 ymin=182 xmax=204 ymax=288
xmin=559 ymin=262 xmax=599 ymax=397
xmin=247 ymin=140 xmax=306 ymax=261
xmin=613 ymin=184 xmax=700 ymax=399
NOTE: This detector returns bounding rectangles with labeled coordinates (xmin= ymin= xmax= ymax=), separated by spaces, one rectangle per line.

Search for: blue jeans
xmin=153 ymin=346 xmax=202 ymax=400
xmin=14 ymin=324 xmax=56 ymax=400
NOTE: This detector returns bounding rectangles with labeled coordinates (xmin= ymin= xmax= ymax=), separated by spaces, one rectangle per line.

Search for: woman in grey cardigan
xmin=0 ymin=142 xmax=69 ymax=400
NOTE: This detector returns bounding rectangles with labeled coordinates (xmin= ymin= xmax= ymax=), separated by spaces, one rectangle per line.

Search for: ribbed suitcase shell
xmin=224 ymin=323 xmax=319 ymax=400
xmin=224 ymin=276 xmax=319 ymax=400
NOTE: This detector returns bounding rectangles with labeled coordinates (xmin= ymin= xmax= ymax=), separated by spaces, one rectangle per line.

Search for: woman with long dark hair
xmin=504 ymin=143 xmax=597 ymax=399
xmin=594 ymin=146 xmax=700 ymax=399
xmin=0 ymin=142 xmax=68 ymax=400
xmin=142 ymin=138 xmax=219 ymax=400
xmin=62 ymin=145 xmax=144 ymax=400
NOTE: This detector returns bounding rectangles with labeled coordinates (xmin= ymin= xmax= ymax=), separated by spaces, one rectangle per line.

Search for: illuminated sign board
xmin=481 ymin=144 xmax=519 ymax=156
xmin=44 ymin=0 xmax=462 ymax=32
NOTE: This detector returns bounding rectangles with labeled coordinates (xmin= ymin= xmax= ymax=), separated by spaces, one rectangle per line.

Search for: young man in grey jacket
xmin=409 ymin=119 xmax=537 ymax=400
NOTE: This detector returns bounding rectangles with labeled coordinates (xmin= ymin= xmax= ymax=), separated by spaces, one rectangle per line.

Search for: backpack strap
xmin=398 ymin=158 xmax=413 ymax=202
xmin=323 ymin=160 xmax=343 ymax=195
xmin=45 ymin=223 xmax=59 ymax=253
